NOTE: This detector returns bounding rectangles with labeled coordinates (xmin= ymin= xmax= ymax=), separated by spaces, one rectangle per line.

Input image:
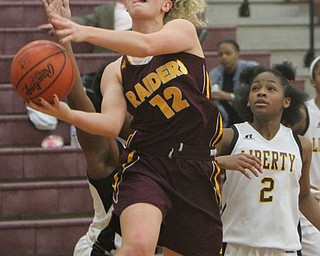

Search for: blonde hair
xmin=164 ymin=0 xmax=207 ymax=26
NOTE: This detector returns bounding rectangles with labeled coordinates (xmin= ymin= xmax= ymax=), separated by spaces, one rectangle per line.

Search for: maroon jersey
xmin=121 ymin=52 xmax=222 ymax=156
xmin=116 ymin=53 xmax=223 ymax=254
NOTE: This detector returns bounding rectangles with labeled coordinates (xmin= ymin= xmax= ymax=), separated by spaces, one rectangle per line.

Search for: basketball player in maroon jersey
xmin=27 ymin=0 xmax=260 ymax=255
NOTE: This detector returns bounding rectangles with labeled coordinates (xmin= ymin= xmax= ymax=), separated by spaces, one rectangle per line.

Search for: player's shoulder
xmin=104 ymin=57 xmax=122 ymax=73
xmin=164 ymin=18 xmax=196 ymax=32
xmin=101 ymin=57 xmax=123 ymax=86
xmin=165 ymin=18 xmax=194 ymax=26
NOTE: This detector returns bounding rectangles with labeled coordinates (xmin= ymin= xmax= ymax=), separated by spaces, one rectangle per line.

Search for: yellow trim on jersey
xmin=213 ymin=160 xmax=222 ymax=205
xmin=211 ymin=114 xmax=223 ymax=147
xmin=205 ymin=71 xmax=211 ymax=99
xmin=126 ymin=150 xmax=135 ymax=163
xmin=112 ymin=150 xmax=136 ymax=191
xmin=125 ymin=130 xmax=136 ymax=148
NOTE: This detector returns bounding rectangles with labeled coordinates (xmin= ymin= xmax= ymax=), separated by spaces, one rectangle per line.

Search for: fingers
xmin=240 ymin=169 xmax=254 ymax=180
xmin=38 ymin=23 xmax=55 ymax=35
xmin=221 ymin=153 xmax=262 ymax=179
xmin=63 ymin=0 xmax=70 ymax=8
xmin=52 ymin=94 xmax=61 ymax=105
xmin=55 ymin=29 xmax=74 ymax=43
xmin=49 ymin=17 xmax=84 ymax=43
xmin=245 ymin=154 xmax=262 ymax=172
xmin=41 ymin=0 xmax=48 ymax=8
xmin=240 ymin=154 xmax=262 ymax=178
xmin=37 ymin=23 xmax=53 ymax=30
xmin=41 ymin=0 xmax=50 ymax=16
xmin=24 ymin=96 xmax=56 ymax=113
xmin=24 ymin=98 xmax=48 ymax=114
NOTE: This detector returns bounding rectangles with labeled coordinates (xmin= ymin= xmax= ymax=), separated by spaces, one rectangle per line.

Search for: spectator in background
xmin=209 ymin=39 xmax=258 ymax=127
xmin=72 ymin=0 xmax=131 ymax=53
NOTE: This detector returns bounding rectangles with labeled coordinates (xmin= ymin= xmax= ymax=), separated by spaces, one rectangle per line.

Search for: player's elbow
xmin=113 ymin=119 xmax=127 ymax=137
xmin=106 ymin=125 xmax=122 ymax=138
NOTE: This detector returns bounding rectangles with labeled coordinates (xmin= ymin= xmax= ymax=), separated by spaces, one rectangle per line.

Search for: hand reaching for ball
xmin=25 ymin=94 xmax=73 ymax=124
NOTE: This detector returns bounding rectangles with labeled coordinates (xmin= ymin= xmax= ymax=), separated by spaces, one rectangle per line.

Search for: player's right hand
xmin=49 ymin=13 xmax=87 ymax=44
xmin=216 ymin=153 xmax=263 ymax=179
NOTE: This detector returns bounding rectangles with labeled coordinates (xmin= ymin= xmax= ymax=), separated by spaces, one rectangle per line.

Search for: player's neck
xmin=250 ymin=119 xmax=281 ymax=140
xmin=132 ymin=19 xmax=163 ymax=34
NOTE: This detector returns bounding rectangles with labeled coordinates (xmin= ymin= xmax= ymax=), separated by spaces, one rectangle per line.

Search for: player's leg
xmin=117 ymin=203 xmax=162 ymax=256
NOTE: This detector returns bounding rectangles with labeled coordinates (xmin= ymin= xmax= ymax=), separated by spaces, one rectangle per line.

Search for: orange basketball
xmin=10 ymin=40 xmax=76 ymax=104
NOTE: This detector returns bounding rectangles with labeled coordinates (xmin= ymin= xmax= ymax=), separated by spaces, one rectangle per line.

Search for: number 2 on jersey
xmin=259 ymin=177 xmax=275 ymax=203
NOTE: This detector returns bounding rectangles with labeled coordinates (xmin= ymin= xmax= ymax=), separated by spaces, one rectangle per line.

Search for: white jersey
xmin=304 ymin=99 xmax=320 ymax=189
xmin=299 ymin=99 xmax=320 ymax=256
xmin=221 ymin=122 xmax=303 ymax=251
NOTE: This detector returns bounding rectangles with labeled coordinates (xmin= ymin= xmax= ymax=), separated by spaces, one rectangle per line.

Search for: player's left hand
xmin=25 ymin=94 xmax=73 ymax=124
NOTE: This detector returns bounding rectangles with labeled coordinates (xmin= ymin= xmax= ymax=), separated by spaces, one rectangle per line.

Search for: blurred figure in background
xmin=209 ymin=39 xmax=258 ymax=127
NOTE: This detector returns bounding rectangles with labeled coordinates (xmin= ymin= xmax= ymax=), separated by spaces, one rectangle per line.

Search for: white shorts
xmin=73 ymin=235 xmax=93 ymax=256
xmin=223 ymin=244 xmax=301 ymax=256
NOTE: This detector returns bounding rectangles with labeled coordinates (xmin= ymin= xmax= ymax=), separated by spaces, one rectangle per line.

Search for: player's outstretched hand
xmin=41 ymin=0 xmax=71 ymax=19
xmin=216 ymin=153 xmax=262 ymax=179
xmin=25 ymin=94 xmax=73 ymax=124
xmin=48 ymin=13 xmax=86 ymax=44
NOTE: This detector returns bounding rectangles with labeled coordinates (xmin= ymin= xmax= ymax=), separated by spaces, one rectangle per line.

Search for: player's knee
xmin=119 ymin=236 xmax=156 ymax=256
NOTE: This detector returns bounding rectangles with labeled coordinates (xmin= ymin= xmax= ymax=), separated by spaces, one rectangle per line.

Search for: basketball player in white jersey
xmin=215 ymin=62 xmax=320 ymax=256
xmin=284 ymin=56 xmax=320 ymax=256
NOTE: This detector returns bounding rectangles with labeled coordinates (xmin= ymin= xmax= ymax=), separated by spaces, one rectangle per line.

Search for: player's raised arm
xmin=48 ymin=10 xmax=202 ymax=57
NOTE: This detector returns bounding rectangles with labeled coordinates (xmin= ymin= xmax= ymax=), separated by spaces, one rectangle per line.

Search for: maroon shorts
xmin=112 ymin=148 xmax=222 ymax=255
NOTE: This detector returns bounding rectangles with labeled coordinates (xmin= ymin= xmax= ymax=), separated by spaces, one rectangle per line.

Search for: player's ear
xmin=283 ymin=97 xmax=291 ymax=109
xmin=162 ymin=1 xmax=173 ymax=13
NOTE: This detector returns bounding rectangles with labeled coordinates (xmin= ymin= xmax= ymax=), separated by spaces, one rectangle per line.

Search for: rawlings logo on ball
xmin=25 ymin=64 xmax=55 ymax=97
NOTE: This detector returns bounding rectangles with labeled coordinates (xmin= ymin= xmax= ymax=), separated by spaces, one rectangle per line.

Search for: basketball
xmin=10 ymin=40 xmax=76 ymax=104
